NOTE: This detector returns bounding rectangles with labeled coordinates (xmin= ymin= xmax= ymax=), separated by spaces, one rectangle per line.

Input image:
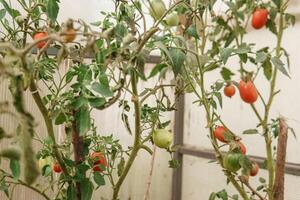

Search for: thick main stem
xmin=29 ymin=81 xmax=69 ymax=175
xmin=112 ymin=70 xmax=141 ymax=200
xmin=263 ymin=3 xmax=285 ymax=199
xmin=72 ymin=110 xmax=85 ymax=200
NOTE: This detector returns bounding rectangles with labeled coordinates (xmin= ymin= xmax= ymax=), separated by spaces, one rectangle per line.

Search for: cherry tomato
xmin=223 ymin=153 xmax=242 ymax=172
xmin=224 ymin=84 xmax=236 ymax=98
xmin=250 ymin=161 xmax=259 ymax=176
xmin=166 ymin=12 xmax=179 ymax=26
xmin=252 ymin=8 xmax=268 ymax=29
xmin=63 ymin=28 xmax=76 ymax=43
xmin=149 ymin=0 xmax=166 ymax=20
xmin=153 ymin=129 xmax=173 ymax=149
xmin=52 ymin=163 xmax=62 ymax=173
xmin=213 ymin=126 xmax=228 ymax=143
xmin=33 ymin=32 xmax=48 ymax=49
xmin=90 ymin=152 xmax=107 ymax=172
xmin=239 ymin=80 xmax=258 ymax=104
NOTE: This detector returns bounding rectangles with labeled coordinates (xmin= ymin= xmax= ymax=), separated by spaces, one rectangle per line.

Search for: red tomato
xmin=213 ymin=126 xmax=228 ymax=143
xmin=33 ymin=32 xmax=48 ymax=49
xmin=238 ymin=142 xmax=247 ymax=155
xmin=239 ymin=80 xmax=258 ymax=104
xmin=90 ymin=152 xmax=107 ymax=172
xmin=250 ymin=161 xmax=259 ymax=176
xmin=52 ymin=163 xmax=62 ymax=173
xmin=224 ymin=84 xmax=236 ymax=98
xmin=252 ymin=8 xmax=268 ymax=29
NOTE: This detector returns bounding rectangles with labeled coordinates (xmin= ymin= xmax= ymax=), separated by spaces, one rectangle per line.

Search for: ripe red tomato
xmin=252 ymin=8 xmax=268 ymax=29
xmin=63 ymin=28 xmax=76 ymax=43
xmin=250 ymin=161 xmax=259 ymax=176
xmin=239 ymin=80 xmax=258 ymax=104
xmin=90 ymin=152 xmax=107 ymax=172
xmin=52 ymin=163 xmax=62 ymax=173
xmin=223 ymin=153 xmax=242 ymax=172
xmin=224 ymin=84 xmax=236 ymax=98
xmin=238 ymin=142 xmax=247 ymax=155
xmin=33 ymin=32 xmax=48 ymax=49
xmin=213 ymin=126 xmax=228 ymax=143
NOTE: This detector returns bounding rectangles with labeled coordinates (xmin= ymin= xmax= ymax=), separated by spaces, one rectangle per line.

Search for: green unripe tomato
xmin=149 ymin=0 xmax=166 ymax=20
xmin=166 ymin=12 xmax=179 ymax=26
xmin=38 ymin=156 xmax=52 ymax=171
xmin=223 ymin=153 xmax=242 ymax=172
xmin=153 ymin=129 xmax=173 ymax=149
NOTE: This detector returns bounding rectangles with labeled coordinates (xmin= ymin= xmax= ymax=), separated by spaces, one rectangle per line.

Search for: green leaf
xmin=262 ymin=59 xmax=272 ymax=80
xmin=185 ymin=24 xmax=199 ymax=39
xmin=93 ymin=172 xmax=105 ymax=187
xmin=80 ymin=179 xmax=94 ymax=200
xmin=220 ymin=67 xmax=234 ymax=81
xmin=47 ymin=0 xmax=59 ymax=22
xmin=9 ymin=159 xmax=20 ymax=180
xmin=55 ymin=112 xmax=66 ymax=125
xmin=235 ymin=44 xmax=250 ymax=54
xmin=215 ymin=92 xmax=222 ymax=108
xmin=148 ymin=63 xmax=168 ymax=78
xmin=232 ymin=194 xmax=239 ymax=200
xmin=259 ymin=177 xmax=266 ymax=183
xmin=117 ymin=157 xmax=125 ymax=177
xmin=257 ymin=185 xmax=264 ymax=191
xmin=220 ymin=48 xmax=234 ymax=64
xmin=209 ymin=192 xmax=216 ymax=200
xmin=204 ymin=63 xmax=219 ymax=72
xmin=256 ymin=52 xmax=268 ymax=63
xmin=271 ymin=57 xmax=290 ymax=78
xmin=243 ymin=129 xmax=258 ymax=135
xmin=169 ymin=48 xmax=186 ymax=77
xmin=88 ymin=97 xmax=106 ymax=108
xmin=0 ymin=0 xmax=20 ymax=18
xmin=67 ymin=184 xmax=76 ymax=200
xmin=91 ymin=82 xmax=113 ymax=97
xmin=216 ymin=189 xmax=228 ymax=200
xmin=75 ymin=106 xmax=91 ymax=135
xmin=0 ymin=9 xmax=6 ymax=20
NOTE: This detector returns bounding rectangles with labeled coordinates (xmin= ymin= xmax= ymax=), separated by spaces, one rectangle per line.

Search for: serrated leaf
xmin=185 ymin=24 xmax=199 ymax=39
xmin=47 ymin=0 xmax=59 ymax=22
xmin=256 ymin=52 xmax=268 ymax=63
xmin=0 ymin=9 xmax=6 ymax=20
xmin=220 ymin=67 xmax=234 ymax=81
xmin=220 ymin=48 xmax=234 ymax=64
xmin=262 ymin=59 xmax=272 ymax=80
xmin=75 ymin=106 xmax=91 ymax=135
xmin=271 ymin=57 xmax=290 ymax=78
xmin=235 ymin=44 xmax=250 ymax=54
xmin=67 ymin=184 xmax=76 ymax=200
xmin=169 ymin=48 xmax=186 ymax=77
xmin=148 ymin=63 xmax=168 ymax=78
xmin=80 ymin=179 xmax=94 ymax=200
xmin=93 ymin=172 xmax=105 ymax=187
xmin=216 ymin=189 xmax=228 ymax=200
xmin=9 ymin=159 xmax=20 ymax=180
xmin=91 ymin=82 xmax=113 ymax=97
xmin=88 ymin=97 xmax=106 ymax=108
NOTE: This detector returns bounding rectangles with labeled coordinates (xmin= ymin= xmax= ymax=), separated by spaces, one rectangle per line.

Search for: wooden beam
xmin=171 ymin=95 xmax=185 ymax=200
xmin=178 ymin=145 xmax=300 ymax=176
